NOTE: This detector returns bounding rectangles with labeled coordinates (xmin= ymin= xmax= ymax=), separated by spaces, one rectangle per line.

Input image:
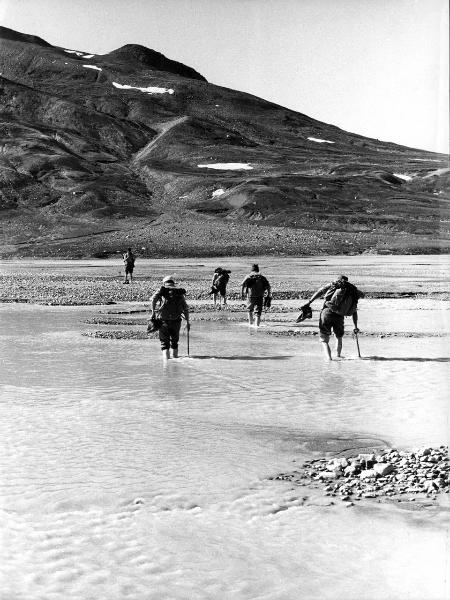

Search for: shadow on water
xmin=190 ymin=355 xmax=292 ymax=361
xmin=363 ymin=356 xmax=450 ymax=363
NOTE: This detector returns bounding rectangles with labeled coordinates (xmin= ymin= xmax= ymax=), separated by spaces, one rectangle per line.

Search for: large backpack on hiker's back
xmin=325 ymin=282 xmax=362 ymax=316
xmin=215 ymin=271 xmax=230 ymax=289
xmin=246 ymin=273 xmax=269 ymax=297
xmin=158 ymin=286 xmax=186 ymax=320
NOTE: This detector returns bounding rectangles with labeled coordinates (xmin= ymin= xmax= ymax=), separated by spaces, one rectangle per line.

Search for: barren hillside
xmin=0 ymin=26 xmax=448 ymax=257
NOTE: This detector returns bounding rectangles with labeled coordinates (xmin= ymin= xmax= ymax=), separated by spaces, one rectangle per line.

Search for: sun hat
xmin=338 ymin=274 xmax=348 ymax=282
xmin=162 ymin=276 xmax=177 ymax=288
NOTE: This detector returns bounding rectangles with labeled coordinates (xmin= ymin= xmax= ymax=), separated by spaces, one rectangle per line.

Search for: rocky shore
xmin=0 ymin=271 xmax=448 ymax=306
xmin=273 ymin=446 xmax=449 ymax=507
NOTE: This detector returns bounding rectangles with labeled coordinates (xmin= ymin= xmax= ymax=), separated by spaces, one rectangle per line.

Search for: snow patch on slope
xmin=112 ymin=82 xmax=174 ymax=95
xmin=198 ymin=163 xmax=253 ymax=170
xmin=307 ymin=137 xmax=335 ymax=144
xmin=64 ymin=49 xmax=84 ymax=56
xmin=83 ymin=65 xmax=102 ymax=71
xmin=393 ymin=173 xmax=413 ymax=181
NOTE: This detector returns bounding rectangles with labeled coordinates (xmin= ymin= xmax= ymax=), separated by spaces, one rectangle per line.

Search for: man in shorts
xmin=241 ymin=264 xmax=271 ymax=327
xmin=123 ymin=247 xmax=135 ymax=284
xmin=304 ymin=275 xmax=363 ymax=360
xmin=209 ymin=267 xmax=231 ymax=309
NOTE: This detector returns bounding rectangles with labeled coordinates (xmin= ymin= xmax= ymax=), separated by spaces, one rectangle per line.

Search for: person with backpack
xmin=123 ymin=247 xmax=135 ymax=284
xmin=241 ymin=264 xmax=271 ymax=327
xmin=149 ymin=276 xmax=190 ymax=359
xmin=209 ymin=267 xmax=231 ymax=309
xmin=303 ymin=275 xmax=364 ymax=360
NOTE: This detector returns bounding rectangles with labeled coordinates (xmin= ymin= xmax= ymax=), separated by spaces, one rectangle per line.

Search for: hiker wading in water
xmin=123 ymin=247 xmax=135 ymax=284
xmin=209 ymin=267 xmax=231 ymax=309
xmin=305 ymin=275 xmax=364 ymax=360
xmin=241 ymin=264 xmax=271 ymax=327
xmin=150 ymin=276 xmax=190 ymax=360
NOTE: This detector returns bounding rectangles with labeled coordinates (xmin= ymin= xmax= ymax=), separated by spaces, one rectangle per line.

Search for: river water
xmin=0 ymin=256 xmax=449 ymax=599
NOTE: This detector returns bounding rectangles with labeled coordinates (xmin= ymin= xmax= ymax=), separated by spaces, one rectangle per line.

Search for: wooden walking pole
xmin=354 ymin=329 xmax=361 ymax=358
xmin=187 ymin=324 xmax=190 ymax=356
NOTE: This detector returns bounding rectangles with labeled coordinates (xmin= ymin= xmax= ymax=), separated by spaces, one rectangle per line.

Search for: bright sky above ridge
xmin=1 ymin=0 xmax=448 ymax=153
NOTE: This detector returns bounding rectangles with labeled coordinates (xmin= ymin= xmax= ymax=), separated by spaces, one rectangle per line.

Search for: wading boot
xmin=172 ymin=348 xmax=179 ymax=358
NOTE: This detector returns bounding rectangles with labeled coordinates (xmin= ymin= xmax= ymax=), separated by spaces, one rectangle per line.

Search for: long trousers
xmin=159 ymin=319 xmax=182 ymax=350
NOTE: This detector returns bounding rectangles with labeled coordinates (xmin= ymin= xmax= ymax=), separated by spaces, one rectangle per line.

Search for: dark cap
xmin=251 ymin=263 xmax=259 ymax=272
xmin=338 ymin=274 xmax=348 ymax=282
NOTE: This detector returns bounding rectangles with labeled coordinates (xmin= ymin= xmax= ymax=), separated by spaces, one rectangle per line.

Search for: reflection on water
xmin=0 ymin=304 xmax=449 ymax=599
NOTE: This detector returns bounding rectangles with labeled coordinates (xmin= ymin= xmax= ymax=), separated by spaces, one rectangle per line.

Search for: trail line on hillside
xmin=4 ymin=228 xmax=120 ymax=248
xmin=132 ymin=116 xmax=189 ymax=163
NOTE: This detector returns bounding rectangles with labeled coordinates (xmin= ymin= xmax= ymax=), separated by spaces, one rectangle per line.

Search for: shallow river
xmin=0 ymin=257 xmax=449 ymax=599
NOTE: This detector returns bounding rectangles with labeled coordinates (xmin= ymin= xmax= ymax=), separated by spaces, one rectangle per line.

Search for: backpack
xmin=324 ymin=282 xmax=362 ymax=316
xmin=246 ymin=273 xmax=269 ymax=297
xmin=157 ymin=286 xmax=187 ymax=320
xmin=215 ymin=272 xmax=230 ymax=288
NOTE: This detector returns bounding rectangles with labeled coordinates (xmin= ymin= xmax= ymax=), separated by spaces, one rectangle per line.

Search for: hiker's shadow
xmin=191 ymin=355 xmax=291 ymax=361
xmin=363 ymin=356 xmax=450 ymax=363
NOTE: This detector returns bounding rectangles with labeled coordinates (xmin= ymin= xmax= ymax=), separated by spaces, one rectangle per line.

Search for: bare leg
xmin=321 ymin=341 xmax=332 ymax=360
xmin=213 ymin=293 xmax=218 ymax=308
xmin=255 ymin=314 xmax=261 ymax=327
xmin=248 ymin=312 xmax=254 ymax=326
xmin=162 ymin=349 xmax=170 ymax=360
xmin=336 ymin=337 xmax=343 ymax=358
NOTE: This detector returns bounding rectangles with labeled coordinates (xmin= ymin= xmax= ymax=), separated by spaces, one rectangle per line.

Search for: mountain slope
xmin=0 ymin=26 xmax=448 ymax=257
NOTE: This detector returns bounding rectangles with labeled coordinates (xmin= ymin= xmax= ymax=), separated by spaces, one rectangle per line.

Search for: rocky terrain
xmin=0 ymin=26 xmax=448 ymax=258
xmin=272 ymin=446 xmax=449 ymax=507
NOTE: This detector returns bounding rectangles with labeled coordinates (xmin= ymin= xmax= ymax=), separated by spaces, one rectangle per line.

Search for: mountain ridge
xmin=0 ymin=26 xmax=448 ymax=258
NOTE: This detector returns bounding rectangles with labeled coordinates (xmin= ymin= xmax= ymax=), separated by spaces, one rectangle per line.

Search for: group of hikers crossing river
xmin=138 ymin=256 xmax=364 ymax=362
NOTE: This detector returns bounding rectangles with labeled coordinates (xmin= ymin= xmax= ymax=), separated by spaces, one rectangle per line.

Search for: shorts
xmin=159 ymin=319 xmax=182 ymax=350
xmin=125 ymin=265 xmax=134 ymax=274
xmin=319 ymin=308 xmax=345 ymax=343
xmin=247 ymin=297 xmax=263 ymax=316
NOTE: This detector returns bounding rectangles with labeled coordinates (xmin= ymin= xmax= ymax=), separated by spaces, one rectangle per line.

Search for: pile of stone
xmin=275 ymin=446 xmax=449 ymax=505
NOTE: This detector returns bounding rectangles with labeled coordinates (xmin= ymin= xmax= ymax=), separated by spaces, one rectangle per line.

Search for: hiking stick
xmin=187 ymin=324 xmax=190 ymax=356
xmin=354 ymin=330 xmax=361 ymax=358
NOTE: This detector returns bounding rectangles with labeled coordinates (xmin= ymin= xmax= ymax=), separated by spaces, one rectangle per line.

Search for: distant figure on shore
xmin=304 ymin=275 xmax=364 ymax=360
xmin=150 ymin=276 xmax=190 ymax=360
xmin=241 ymin=264 xmax=271 ymax=327
xmin=209 ymin=267 xmax=231 ymax=309
xmin=123 ymin=248 xmax=135 ymax=284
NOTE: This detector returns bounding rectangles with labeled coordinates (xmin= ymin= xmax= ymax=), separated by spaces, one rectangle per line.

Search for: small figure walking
xmin=150 ymin=276 xmax=190 ymax=360
xmin=304 ymin=275 xmax=364 ymax=360
xmin=123 ymin=247 xmax=135 ymax=284
xmin=241 ymin=264 xmax=271 ymax=327
xmin=209 ymin=267 xmax=231 ymax=309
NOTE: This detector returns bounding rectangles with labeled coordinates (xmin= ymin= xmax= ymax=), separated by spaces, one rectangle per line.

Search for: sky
xmin=0 ymin=0 xmax=448 ymax=153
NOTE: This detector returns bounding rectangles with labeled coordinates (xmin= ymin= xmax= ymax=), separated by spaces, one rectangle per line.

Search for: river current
xmin=0 ymin=256 xmax=449 ymax=599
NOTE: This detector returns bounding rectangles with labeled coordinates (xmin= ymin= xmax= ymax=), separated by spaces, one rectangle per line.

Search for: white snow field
xmin=198 ymin=163 xmax=253 ymax=170
xmin=112 ymin=82 xmax=174 ymax=94
xmin=307 ymin=136 xmax=335 ymax=144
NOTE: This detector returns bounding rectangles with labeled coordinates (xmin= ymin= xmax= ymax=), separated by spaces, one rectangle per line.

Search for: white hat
xmin=162 ymin=276 xmax=177 ymax=288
